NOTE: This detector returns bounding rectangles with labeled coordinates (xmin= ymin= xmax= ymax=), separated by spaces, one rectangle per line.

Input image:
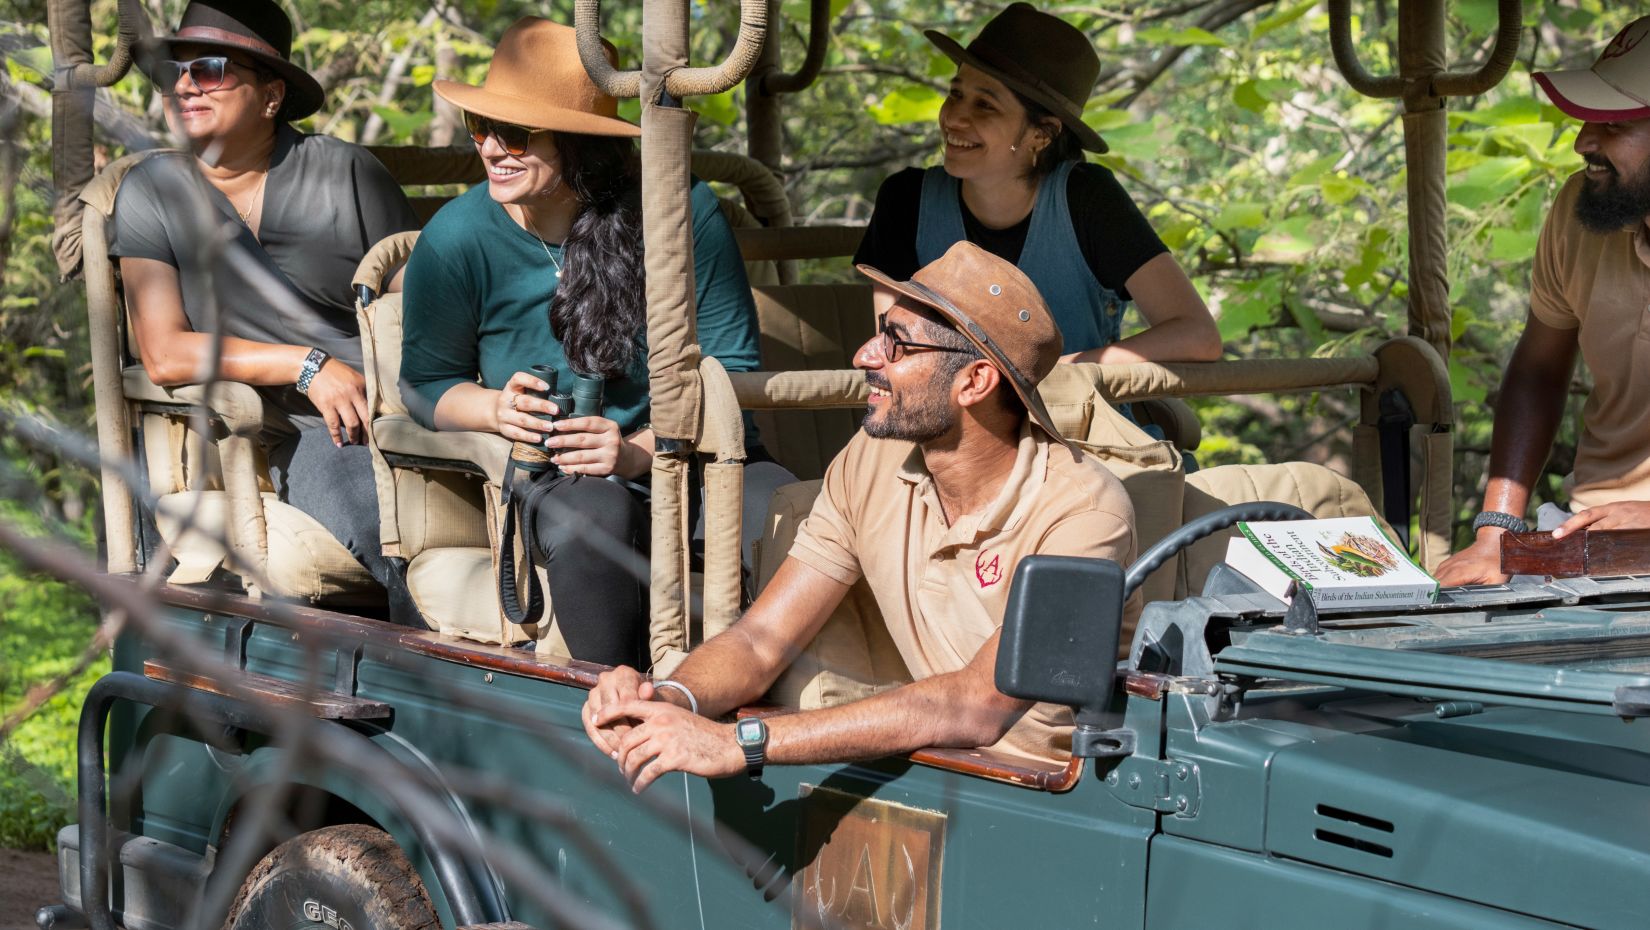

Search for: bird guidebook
xmin=1224 ymin=516 xmax=1439 ymax=609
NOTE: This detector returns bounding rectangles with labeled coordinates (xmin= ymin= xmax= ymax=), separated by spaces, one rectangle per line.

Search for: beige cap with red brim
xmin=856 ymin=241 xmax=1081 ymax=460
xmin=1534 ymin=16 xmax=1650 ymax=122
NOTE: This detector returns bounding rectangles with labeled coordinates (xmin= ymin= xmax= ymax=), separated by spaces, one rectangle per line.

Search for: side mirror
xmin=995 ymin=555 xmax=1128 ymax=758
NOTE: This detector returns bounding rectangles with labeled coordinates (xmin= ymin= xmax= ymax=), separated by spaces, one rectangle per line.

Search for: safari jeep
xmin=35 ymin=0 xmax=1650 ymax=928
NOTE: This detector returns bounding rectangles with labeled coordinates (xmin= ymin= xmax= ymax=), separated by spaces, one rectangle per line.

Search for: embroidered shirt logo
xmin=975 ymin=551 xmax=1003 ymax=588
xmin=1603 ymin=25 xmax=1647 ymax=62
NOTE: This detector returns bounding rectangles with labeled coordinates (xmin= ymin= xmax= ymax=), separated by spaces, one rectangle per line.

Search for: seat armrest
xmin=121 ymin=367 xmax=267 ymax=437
xmin=373 ymin=413 xmax=512 ymax=486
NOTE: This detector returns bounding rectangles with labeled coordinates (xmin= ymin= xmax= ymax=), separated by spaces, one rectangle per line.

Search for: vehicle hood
xmin=1261 ymin=706 xmax=1650 ymax=928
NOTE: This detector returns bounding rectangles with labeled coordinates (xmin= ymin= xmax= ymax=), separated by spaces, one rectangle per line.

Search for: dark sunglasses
xmin=158 ymin=56 xmax=260 ymax=95
xmin=878 ymin=312 xmax=973 ymax=363
xmin=464 ymin=112 xmax=546 ymax=156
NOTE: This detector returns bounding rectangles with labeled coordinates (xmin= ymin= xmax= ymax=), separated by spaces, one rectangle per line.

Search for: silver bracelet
xmin=652 ymin=679 xmax=699 ymax=715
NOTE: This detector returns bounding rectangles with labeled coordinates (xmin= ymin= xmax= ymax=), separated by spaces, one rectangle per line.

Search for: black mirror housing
xmin=995 ymin=555 xmax=1124 ymax=725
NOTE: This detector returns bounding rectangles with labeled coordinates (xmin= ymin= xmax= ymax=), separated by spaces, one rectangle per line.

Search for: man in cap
xmin=1437 ymin=15 xmax=1650 ymax=584
xmin=581 ymin=242 xmax=1136 ymax=791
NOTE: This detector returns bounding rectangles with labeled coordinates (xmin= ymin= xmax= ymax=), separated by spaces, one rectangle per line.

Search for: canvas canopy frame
xmin=45 ymin=0 xmax=1509 ymax=632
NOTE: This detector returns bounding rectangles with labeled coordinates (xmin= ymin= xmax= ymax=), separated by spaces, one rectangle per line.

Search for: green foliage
xmin=0 ymin=503 xmax=104 ymax=852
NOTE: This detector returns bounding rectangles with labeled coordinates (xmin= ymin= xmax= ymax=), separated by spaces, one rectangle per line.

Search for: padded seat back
xmin=355 ymin=240 xmax=561 ymax=649
xmin=750 ymin=284 xmax=878 ymax=480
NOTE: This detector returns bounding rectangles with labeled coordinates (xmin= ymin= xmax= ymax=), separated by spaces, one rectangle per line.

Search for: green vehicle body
xmin=57 ymin=566 xmax=1650 ymax=930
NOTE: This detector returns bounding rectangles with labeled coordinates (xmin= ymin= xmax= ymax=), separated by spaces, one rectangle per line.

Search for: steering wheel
xmin=1123 ymin=501 xmax=1314 ymax=602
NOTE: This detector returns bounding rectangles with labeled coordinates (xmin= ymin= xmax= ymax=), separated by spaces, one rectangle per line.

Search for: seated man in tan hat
xmin=582 ymin=241 xmax=1136 ymax=791
xmin=1437 ymin=15 xmax=1650 ymax=584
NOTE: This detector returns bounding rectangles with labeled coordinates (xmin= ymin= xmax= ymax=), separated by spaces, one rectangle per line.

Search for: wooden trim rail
xmin=143 ymin=659 xmax=392 ymax=720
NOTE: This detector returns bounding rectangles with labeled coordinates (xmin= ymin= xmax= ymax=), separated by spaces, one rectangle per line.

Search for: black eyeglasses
xmin=878 ymin=313 xmax=973 ymax=363
xmin=159 ymin=57 xmax=259 ymax=95
xmin=464 ymin=112 xmax=545 ymax=156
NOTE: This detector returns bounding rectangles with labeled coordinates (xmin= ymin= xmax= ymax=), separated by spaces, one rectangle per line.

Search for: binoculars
xmin=509 ymin=365 xmax=605 ymax=475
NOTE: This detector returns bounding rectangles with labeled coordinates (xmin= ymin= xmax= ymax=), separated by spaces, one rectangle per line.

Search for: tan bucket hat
xmin=1534 ymin=16 xmax=1650 ymax=122
xmin=924 ymin=2 xmax=1106 ymax=153
xmin=857 ymin=241 xmax=1078 ymax=457
xmin=434 ymin=17 xmax=640 ymax=138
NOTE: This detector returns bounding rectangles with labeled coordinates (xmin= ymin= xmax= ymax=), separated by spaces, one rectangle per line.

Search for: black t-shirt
xmin=852 ymin=163 xmax=1169 ymax=301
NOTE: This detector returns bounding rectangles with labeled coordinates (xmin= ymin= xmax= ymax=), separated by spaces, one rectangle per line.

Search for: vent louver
xmin=1313 ymin=804 xmax=1394 ymax=858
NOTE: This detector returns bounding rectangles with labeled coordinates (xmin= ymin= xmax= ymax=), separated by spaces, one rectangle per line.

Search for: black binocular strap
xmin=497 ymin=458 xmax=551 ymax=628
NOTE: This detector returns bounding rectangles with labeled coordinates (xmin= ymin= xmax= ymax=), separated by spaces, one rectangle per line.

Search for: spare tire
xmin=225 ymin=823 xmax=439 ymax=930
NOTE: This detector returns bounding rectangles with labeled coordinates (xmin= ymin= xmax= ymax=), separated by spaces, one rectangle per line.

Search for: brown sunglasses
xmin=464 ymin=112 xmax=546 ymax=156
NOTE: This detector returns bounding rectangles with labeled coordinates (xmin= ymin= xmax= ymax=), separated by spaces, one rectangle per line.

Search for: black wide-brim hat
xmin=924 ymin=2 xmax=1106 ymax=153
xmin=135 ymin=0 xmax=325 ymax=122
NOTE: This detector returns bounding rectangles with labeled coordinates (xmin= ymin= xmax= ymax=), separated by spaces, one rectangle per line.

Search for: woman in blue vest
xmin=854 ymin=3 xmax=1220 ymax=366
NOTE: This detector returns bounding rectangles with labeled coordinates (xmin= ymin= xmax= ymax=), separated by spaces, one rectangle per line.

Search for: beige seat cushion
xmin=750 ymin=285 xmax=878 ymax=480
xmin=155 ymin=490 xmax=375 ymax=601
xmin=393 ymin=467 xmax=490 ymax=559
xmin=1178 ymin=462 xmax=1382 ymax=598
xmin=407 ymin=547 xmax=496 ymax=637
xmin=1132 ymin=396 xmax=1202 ymax=452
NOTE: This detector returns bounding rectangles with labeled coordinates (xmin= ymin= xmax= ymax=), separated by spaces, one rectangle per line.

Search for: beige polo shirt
xmin=1530 ymin=172 xmax=1650 ymax=510
xmin=789 ymin=425 xmax=1136 ymax=765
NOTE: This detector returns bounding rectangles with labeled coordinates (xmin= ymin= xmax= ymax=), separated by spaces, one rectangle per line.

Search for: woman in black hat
xmin=854 ymin=3 xmax=1220 ymax=368
xmin=109 ymin=0 xmax=421 ymax=622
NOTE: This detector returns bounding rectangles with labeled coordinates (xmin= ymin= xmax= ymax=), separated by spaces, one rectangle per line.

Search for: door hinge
xmin=1104 ymin=756 xmax=1201 ymax=817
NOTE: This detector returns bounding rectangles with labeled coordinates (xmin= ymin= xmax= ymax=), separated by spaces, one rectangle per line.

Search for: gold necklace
xmin=232 ymin=169 xmax=269 ymax=225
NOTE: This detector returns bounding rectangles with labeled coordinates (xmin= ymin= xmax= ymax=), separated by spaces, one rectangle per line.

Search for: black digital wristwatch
xmin=734 ymin=716 xmax=768 ymax=781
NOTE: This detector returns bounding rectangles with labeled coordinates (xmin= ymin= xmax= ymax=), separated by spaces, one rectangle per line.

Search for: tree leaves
xmin=869 ymin=85 xmax=943 ymax=125
xmin=1233 ymin=78 xmax=1295 ymax=113
xmin=369 ymin=104 xmax=432 ymax=141
xmin=1252 ymin=0 xmax=1320 ymax=41
xmin=1253 ymin=217 xmax=1320 ymax=264
xmin=1137 ymin=26 xmax=1228 ymax=47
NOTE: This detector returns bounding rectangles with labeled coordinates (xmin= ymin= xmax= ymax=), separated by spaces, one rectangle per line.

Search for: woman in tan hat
xmin=854 ymin=2 xmax=1220 ymax=369
xmin=111 ymin=0 xmax=422 ymax=623
xmin=401 ymin=16 xmax=770 ymax=668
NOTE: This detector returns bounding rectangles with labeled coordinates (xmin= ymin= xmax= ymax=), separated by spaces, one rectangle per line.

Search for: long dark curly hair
xmin=547 ymin=132 xmax=645 ymax=379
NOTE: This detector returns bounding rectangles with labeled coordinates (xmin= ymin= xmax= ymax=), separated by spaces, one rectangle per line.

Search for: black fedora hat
xmin=925 ymin=3 xmax=1106 ymax=153
xmin=135 ymin=0 xmax=325 ymax=121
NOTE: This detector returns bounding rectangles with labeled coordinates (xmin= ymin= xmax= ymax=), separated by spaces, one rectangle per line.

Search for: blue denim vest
xmin=913 ymin=162 xmax=1126 ymax=352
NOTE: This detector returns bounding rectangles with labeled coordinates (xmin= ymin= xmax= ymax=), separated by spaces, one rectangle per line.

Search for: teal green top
xmin=400 ymin=180 xmax=759 ymax=434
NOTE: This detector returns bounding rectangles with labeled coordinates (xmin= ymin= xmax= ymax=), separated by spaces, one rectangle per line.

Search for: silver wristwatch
xmin=295 ymin=348 xmax=329 ymax=395
xmin=1471 ymin=510 xmax=1527 ymax=533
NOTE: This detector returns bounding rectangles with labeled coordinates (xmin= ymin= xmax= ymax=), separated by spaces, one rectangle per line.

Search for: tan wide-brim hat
xmin=925 ymin=2 xmax=1106 ymax=153
xmin=857 ymin=241 xmax=1079 ymax=458
xmin=434 ymin=17 xmax=640 ymax=138
xmin=1534 ymin=15 xmax=1650 ymax=122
